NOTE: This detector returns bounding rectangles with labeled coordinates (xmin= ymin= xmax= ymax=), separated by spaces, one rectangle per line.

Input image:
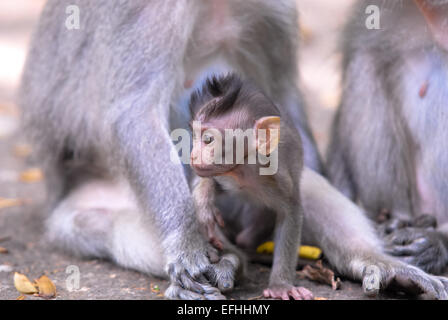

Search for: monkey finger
xmin=167 ymin=253 xmax=216 ymax=295
xmin=179 ymin=273 xmax=206 ymax=294
xmin=384 ymin=218 xmax=411 ymax=234
xmin=262 ymin=288 xmax=289 ymax=300
xmin=168 ymin=263 xmax=205 ymax=294
xmin=210 ymin=236 xmax=224 ymax=251
xmin=400 ymin=254 xmax=436 ymax=272
xmin=399 ymin=247 xmax=448 ymax=275
xmin=214 ymin=208 xmax=225 ymax=228
xmin=385 ymin=238 xmax=429 ymax=256
xmin=436 ymin=277 xmax=448 ymax=292
xmin=207 ymin=222 xmax=217 ymax=241
xmin=195 ymin=275 xmax=227 ymax=299
xmin=203 ymin=254 xmax=239 ymax=293
xmin=207 ymin=246 xmax=220 ymax=264
xmin=203 ymin=289 xmax=227 ymax=300
xmin=392 ymin=267 xmax=448 ymax=300
xmin=385 ymin=228 xmax=425 ymax=246
xmin=213 ymin=256 xmax=238 ymax=292
xmin=294 ymin=287 xmax=314 ymax=300
xmin=289 ymin=289 xmax=303 ymax=300
xmin=412 ymin=214 xmax=437 ymax=229
xmin=164 ymin=283 xmax=206 ymax=300
xmin=167 ymin=263 xmax=184 ymax=284
xmin=362 ymin=273 xmax=380 ymax=297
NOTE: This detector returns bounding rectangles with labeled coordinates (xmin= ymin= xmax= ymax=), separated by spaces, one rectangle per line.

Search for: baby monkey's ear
xmin=254 ymin=116 xmax=281 ymax=156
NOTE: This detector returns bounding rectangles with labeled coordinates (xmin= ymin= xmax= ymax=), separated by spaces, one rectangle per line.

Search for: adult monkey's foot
xmin=384 ymin=228 xmax=448 ymax=275
xmin=361 ymin=259 xmax=448 ymax=299
xmin=164 ymin=248 xmax=239 ymax=300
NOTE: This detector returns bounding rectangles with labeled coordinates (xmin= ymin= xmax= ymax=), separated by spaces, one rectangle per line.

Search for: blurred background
xmin=0 ymin=0 xmax=356 ymax=154
xmin=0 ymin=0 xmax=365 ymax=300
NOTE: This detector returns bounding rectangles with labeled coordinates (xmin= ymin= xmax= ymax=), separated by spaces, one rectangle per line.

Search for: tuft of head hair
xmin=189 ymin=73 xmax=243 ymax=121
xmin=189 ymin=73 xmax=281 ymax=125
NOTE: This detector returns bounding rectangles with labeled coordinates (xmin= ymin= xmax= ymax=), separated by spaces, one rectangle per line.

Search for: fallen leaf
xmin=13 ymin=144 xmax=32 ymax=158
xmin=297 ymin=260 xmax=342 ymax=290
xmin=0 ymin=247 xmax=8 ymax=254
xmin=16 ymin=295 xmax=26 ymax=300
xmin=19 ymin=168 xmax=43 ymax=183
xmin=314 ymin=297 xmax=328 ymax=300
xmin=34 ymin=275 xmax=57 ymax=299
xmin=14 ymin=272 xmax=38 ymax=294
xmin=0 ymin=198 xmax=24 ymax=209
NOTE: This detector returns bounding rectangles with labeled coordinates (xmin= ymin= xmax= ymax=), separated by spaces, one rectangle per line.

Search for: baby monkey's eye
xmin=202 ymin=133 xmax=214 ymax=144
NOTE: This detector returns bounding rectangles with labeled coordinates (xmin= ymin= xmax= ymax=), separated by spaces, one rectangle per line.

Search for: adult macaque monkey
xmin=20 ymin=0 xmax=448 ymax=299
xmin=190 ymin=74 xmax=313 ymax=300
xmin=328 ymin=0 xmax=448 ymax=274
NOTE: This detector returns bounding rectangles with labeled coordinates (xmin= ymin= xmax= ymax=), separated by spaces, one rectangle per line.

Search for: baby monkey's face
xmin=189 ymin=115 xmax=281 ymax=177
xmin=190 ymin=120 xmax=239 ymax=177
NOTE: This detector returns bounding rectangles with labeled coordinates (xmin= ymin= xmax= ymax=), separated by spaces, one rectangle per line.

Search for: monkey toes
xmin=362 ymin=261 xmax=448 ymax=299
xmin=385 ymin=228 xmax=448 ymax=274
xmin=263 ymin=285 xmax=313 ymax=300
xmin=380 ymin=214 xmax=437 ymax=236
xmin=165 ymin=252 xmax=239 ymax=300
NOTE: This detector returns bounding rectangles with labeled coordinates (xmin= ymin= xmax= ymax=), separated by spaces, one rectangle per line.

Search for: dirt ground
xmin=0 ymin=0 xmax=413 ymax=300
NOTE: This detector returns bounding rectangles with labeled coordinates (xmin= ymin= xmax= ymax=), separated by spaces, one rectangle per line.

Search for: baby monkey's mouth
xmin=192 ymin=164 xmax=239 ymax=177
xmin=192 ymin=166 xmax=215 ymax=177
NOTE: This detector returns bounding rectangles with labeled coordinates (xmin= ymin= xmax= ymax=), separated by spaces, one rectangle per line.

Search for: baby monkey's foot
xmin=263 ymin=284 xmax=313 ymax=300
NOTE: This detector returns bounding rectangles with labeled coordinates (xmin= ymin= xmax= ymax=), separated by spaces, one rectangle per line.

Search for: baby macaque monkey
xmin=189 ymin=74 xmax=313 ymax=300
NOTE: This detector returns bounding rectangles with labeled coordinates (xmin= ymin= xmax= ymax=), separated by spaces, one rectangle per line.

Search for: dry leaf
xmin=19 ymin=168 xmax=43 ymax=183
xmin=34 ymin=275 xmax=57 ymax=299
xmin=297 ymin=260 xmax=342 ymax=290
xmin=14 ymin=272 xmax=38 ymax=294
xmin=314 ymin=297 xmax=329 ymax=300
xmin=16 ymin=295 xmax=26 ymax=300
xmin=13 ymin=144 xmax=32 ymax=158
xmin=0 ymin=197 xmax=24 ymax=209
xmin=0 ymin=247 xmax=8 ymax=254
